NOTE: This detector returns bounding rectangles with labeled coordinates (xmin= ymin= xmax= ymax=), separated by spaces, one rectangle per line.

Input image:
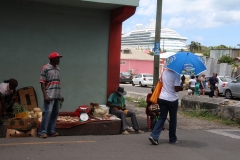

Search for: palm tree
xmin=215 ymin=44 xmax=228 ymax=49
xmin=189 ymin=41 xmax=202 ymax=52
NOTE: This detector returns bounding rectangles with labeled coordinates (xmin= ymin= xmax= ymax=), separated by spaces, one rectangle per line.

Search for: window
xmin=219 ymin=77 xmax=235 ymax=83
xmin=143 ymin=74 xmax=153 ymax=77
xmin=120 ymin=61 xmax=126 ymax=65
xmin=236 ymin=77 xmax=240 ymax=83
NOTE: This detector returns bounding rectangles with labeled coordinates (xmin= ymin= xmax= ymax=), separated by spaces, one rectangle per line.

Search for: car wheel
xmin=139 ymin=81 xmax=144 ymax=87
xmin=225 ymin=90 xmax=232 ymax=99
xmin=132 ymin=81 xmax=135 ymax=86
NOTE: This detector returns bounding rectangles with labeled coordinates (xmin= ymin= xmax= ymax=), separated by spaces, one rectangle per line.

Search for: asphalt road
xmin=1 ymin=129 xmax=240 ymax=160
xmin=1 ymin=84 xmax=240 ymax=160
xmin=120 ymin=83 xmax=192 ymax=100
xmin=120 ymin=83 xmax=240 ymax=101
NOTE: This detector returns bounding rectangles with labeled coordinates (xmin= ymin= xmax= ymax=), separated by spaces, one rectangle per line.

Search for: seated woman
xmin=0 ymin=78 xmax=18 ymax=125
xmin=146 ymin=87 xmax=160 ymax=131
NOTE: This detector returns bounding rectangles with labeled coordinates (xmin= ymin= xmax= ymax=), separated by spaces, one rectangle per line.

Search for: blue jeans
xmin=38 ymin=100 xmax=60 ymax=135
xmin=150 ymin=98 xmax=178 ymax=143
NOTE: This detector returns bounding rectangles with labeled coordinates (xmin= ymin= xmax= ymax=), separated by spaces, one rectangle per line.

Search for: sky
xmin=122 ymin=0 xmax=240 ymax=48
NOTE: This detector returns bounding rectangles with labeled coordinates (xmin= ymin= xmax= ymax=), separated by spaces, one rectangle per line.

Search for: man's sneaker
xmin=48 ymin=132 xmax=59 ymax=137
xmin=38 ymin=133 xmax=48 ymax=138
xmin=122 ymin=130 xmax=129 ymax=135
xmin=135 ymin=130 xmax=144 ymax=133
xmin=126 ymin=127 xmax=135 ymax=132
xmin=170 ymin=140 xmax=179 ymax=144
xmin=148 ymin=137 xmax=158 ymax=145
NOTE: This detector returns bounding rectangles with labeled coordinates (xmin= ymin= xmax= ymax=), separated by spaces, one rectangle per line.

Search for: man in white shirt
xmin=0 ymin=78 xmax=18 ymax=125
xmin=149 ymin=69 xmax=182 ymax=145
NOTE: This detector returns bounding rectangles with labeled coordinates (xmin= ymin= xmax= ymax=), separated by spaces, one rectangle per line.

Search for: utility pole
xmin=153 ymin=0 xmax=163 ymax=86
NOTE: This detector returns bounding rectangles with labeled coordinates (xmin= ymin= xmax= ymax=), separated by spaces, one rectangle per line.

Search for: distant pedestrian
xmin=199 ymin=74 xmax=206 ymax=95
xmin=148 ymin=69 xmax=182 ymax=145
xmin=188 ymin=75 xmax=196 ymax=96
xmin=181 ymin=74 xmax=186 ymax=87
xmin=215 ymin=73 xmax=219 ymax=97
xmin=208 ymin=73 xmax=218 ymax=98
xmin=38 ymin=52 xmax=64 ymax=138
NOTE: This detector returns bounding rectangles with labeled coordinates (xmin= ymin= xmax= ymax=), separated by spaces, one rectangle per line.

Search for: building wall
xmin=0 ymin=1 xmax=111 ymax=111
xmin=120 ymin=60 xmax=154 ymax=74
xmin=210 ymin=49 xmax=240 ymax=59
xmin=204 ymin=57 xmax=232 ymax=77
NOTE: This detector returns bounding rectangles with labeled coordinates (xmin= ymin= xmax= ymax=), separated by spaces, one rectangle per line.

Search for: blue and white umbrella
xmin=166 ymin=51 xmax=206 ymax=75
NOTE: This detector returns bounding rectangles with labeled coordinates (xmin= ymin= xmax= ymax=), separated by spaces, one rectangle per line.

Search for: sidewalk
xmin=1 ymin=91 xmax=238 ymax=138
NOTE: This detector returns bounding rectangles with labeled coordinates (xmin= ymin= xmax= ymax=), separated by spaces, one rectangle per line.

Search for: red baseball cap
xmin=48 ymin=52 xmax=63 ymax=59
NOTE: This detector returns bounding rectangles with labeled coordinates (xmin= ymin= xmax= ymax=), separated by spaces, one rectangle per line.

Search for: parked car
xmin=223 ymin=75 xmax=240 ymax=99
xmin=205 ymin=76 xmax=235 ymax=95
xmin=131 ymin=73 xmax=153 ymax=87
xmin=120 ymin=72 xmax=132 ymax=83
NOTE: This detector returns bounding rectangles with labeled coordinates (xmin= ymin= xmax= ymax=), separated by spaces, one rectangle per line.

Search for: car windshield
xmin=143 ymin=74 xmax=153 ymax=77
xmin=219 ymin=77 xmax=235 ymax=82
xmin=121 ymin=72 xmax=131 ymax=76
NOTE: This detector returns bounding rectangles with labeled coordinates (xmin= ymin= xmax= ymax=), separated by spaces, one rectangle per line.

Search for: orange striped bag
xmin=150 ymin=81 xmax=163 ymax=104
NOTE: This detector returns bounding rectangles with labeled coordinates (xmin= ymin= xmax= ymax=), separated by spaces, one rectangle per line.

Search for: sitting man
xmin=146 ymin=87 xmax=160 ymax=130
xmin=0 ymin=78 xmax=18 ymax=125
xmin=107 ymin=87 xmax=144 ymax=135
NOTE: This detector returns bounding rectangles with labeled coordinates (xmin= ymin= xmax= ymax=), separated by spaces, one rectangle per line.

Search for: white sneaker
xmin=126 ymin=127 xmax=135 ymax=132
xmin=122 ymin=130 xmax=129 ymax=135
xmin=135 ymin=130 xmax=144 ymax=133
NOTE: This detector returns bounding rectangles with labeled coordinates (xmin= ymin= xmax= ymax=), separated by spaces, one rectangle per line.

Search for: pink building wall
xmin=120 ymin=59 xmax=166 ymax=75
xmin=120 ymin=59 xmax=154 ymax=74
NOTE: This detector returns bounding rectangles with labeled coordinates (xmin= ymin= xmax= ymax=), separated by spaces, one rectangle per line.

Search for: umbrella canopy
xmin=166 ymin=51 xmax=206 ymax=75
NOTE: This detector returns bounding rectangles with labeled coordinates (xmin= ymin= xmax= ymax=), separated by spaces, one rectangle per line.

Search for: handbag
xmin=150 ymin=81 xmax=163 ymax=104
xmin=150 ymin=71 xmax=164 ymax=104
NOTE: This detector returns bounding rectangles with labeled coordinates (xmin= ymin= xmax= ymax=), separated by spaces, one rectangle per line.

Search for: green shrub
xmin=126 ymin=97 xmax=147 ymax=108
xmin=181 ymin=109 xmax=240 ymax=126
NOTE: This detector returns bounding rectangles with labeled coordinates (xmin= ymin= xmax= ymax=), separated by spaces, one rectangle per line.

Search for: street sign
xmin=154 ymin=42 xmax=160 ymax=55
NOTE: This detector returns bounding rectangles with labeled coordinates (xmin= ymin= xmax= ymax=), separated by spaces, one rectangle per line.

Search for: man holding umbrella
xmin=148 ymin=52 xmax=206 ymax=145
xmin=148 ymin=69 xmax=182 ymax=145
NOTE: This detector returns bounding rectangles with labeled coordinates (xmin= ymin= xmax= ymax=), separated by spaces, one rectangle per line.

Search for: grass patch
xmin=180 ymin=109 xmax=240 ymax=126
xmin=126 ymin=96 xmax=147 ymax=108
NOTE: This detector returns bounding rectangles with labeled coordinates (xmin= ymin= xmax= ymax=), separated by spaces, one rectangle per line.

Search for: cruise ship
xmin=122 ymin=21 xmax=188 ymax=52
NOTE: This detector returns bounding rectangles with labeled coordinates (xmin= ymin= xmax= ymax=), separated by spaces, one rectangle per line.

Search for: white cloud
xmin=138 ymin=0 xmax=155 ymax=7
xmin=136 ymin=4 xmax=156 ymax=16
xmin=135 ymin=0 xmax=240 ymax=30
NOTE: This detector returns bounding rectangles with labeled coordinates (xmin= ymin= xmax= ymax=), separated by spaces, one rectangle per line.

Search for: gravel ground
xmin=126 ymin=101 xmax=240 ymax=131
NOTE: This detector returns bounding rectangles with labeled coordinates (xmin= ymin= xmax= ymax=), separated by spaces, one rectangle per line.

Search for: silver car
xmin=205 ymin=76 xmax=235 ymax=95
xmin=132 ymin=73 xmax=153 ymax=87
xmin=223 ymin=75 xmax=240 ymax=99
xmin=120 ymin=72 xmax=132 ymax=83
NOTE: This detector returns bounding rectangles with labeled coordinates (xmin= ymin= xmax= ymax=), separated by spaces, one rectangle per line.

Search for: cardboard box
xmin=6 ymin=128 xmax=37 ymax=138
xmin=8 ymin=117 xmax=39 ymax=130
xmin=17 ymin=86 xmax=38 ymax=111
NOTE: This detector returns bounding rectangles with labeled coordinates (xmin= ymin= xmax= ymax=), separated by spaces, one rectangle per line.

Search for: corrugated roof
xmin=121 ymin=46 xmax=154 ymax=61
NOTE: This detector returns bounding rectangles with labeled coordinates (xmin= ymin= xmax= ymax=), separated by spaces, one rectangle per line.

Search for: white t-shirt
xmin=0 ymin=83 xmax=12 ymax=96
xmin=189 ymin=79 xmax=196 ymax=87
xmin=159 ymin=70 xmax=181 ymax=101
